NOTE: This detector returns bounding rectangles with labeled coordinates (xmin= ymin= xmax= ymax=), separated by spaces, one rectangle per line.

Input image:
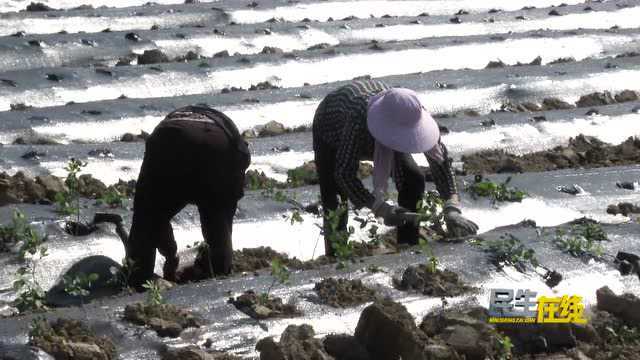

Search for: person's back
xmin=126 ymin=105 xmax=250 ymax=287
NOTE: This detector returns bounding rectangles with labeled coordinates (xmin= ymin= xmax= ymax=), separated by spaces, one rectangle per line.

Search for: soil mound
xmin=123 ymin=302 xmax=201 ymax=338
xmin=314 ymin=278 xmax=377 ymax=308
xmin=394 ymin=264 xmax=475 ymax=297
xmin=29 ymin=318 xmax=116 ymax=360
xmin=462 ymin=135 xmax=640 ymax=174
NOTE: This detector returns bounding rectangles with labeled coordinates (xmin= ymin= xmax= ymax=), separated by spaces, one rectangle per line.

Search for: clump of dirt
xmin=123 ymin=302 xmax=201 ymax=338
xmin=0 ymin=172 xmax=66 ymax=206
xmin=314 ymin=278 xmax=377 ymax=308
xmin=161 ymin=346 xmax=241 ymax=360
xmin=607 ymin=202 xmax=640 ymax=216
xmin=228 ymin=290 xmax=301 ymax=319
xmin=232 ymin=246 xmax=305 ymax=273
xmin=394 ymin=264 xmax=475 ymax=297
xmin=256 ymin=324 xmax=333 ymax=360
xmin=29 ymin=318 xmax=117 ymax=360
xmin=462 ymin=135 xmax=640 ymax=174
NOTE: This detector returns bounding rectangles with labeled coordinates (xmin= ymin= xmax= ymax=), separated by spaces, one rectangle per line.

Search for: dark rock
xmin=161 ymin=346 xmax=241 ymax=360
xmin=28 ymin=39 xmax=42 ymax=47
xmin=124 ymin=302 xmax=201 ymax=338
xmin=81 ymin=39 xmax=97 ymax=47
xmin=1 ymin=79 xmax=18 ymax=87
xmin=585 ymin=108 xmax=599 ymax=116
xmin=257 ymin=120 xmax=286 ymax=136
xmin=530 ymin=115 xmax=547 ymax=122
xmin=95 ymin=68 xmax=114 ymax=76
xmin=607 ymin=202 xmax=640 ymax=216
xmin=354 ymin=299 xmax=430 ymax=360
xmin=515 ymin=15 xmax=528 ymax=20
xmin=35 ymin=175 xmax=67 ymax=200
xmin=125 ymin=32 xmax=141 ymax=42
xmin=256 ymin=324 xmax=332 ymax=360
xmin=614 ymin=90 xmax=639 ymax=103
xmin=120 ymin=131 xmax=149 ymax=142
xmin=315 ymin=278 xmax=376 ymax=308
xmin=249 ymin=81 xmax=280 ymax=91
xmin=575 ymin=91 xmax=616 ymax=107
xmin=481 ymin=119 xmax=496 ymax=127
xmin=88 ymin=149 xmax=114 ymax=158
xmin=549 ymin=57 xmax=575 ymax=64
xmin=497 ymin=322 xmax=576 ymax=354
xmin=260 ymin=46 xmax=283 ymax=55
xmin=21 ymin=151 xmax=46 ymax=161
xmin=228 ymin=290 xmax=300 ymax=320
xmin=323 ymin=334 xmax=370 ymax=360
xmin=449 ymin=16 xmax=462 ymax=24
xmin=81 ymin=109 xmax=102 ymax=115
xmin=616 ymin=181 xmax=638 ymax=190
xmin=549 ymin=9 xmax=562 ymax=16
xmin=542 ymin=98 xmax=574 ymax=110
xmin=11 ymin=30 xmax=26 ymax=37
xmin=213 ymin=50 xmax=229 ymax=58
xmin=307 ymin=43 xmax=331 ymax=51
xmin=596 ymin=286 xmax=640 ymax=327
xmin=486 ymin=60 xmax=506 ymax=68
xmin=13 ymin=130 xmax=60 ymax=145
xmin=138 ymin=49 xmax=170 ymax=65
xmin=455 ymin=9 xmax=469 ymax=15
xmin=26 ymin=2 xmax=57 ymax=11
xmin=174 ymin=50 xmax=203 ymax=62
xmin=29 ymin=318 xmax=116 ymax=360
xmin=394 ymin=265 xmax=474 ymax=297
xmin=488 ymin=9 xmax=501 ymax=13
xmin=46 ymin=73 xmax=63 ymax=82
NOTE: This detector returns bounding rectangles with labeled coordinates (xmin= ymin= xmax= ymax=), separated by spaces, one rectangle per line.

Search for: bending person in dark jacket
xmin=312 ymin=80 xmax=478 ymax=256
xmin=126 ymin=105 xmax=250 ymax=287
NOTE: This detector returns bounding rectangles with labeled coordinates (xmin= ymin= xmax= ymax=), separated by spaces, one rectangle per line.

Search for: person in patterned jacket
xmin=312 ymin=80 xmax=478 ymax=256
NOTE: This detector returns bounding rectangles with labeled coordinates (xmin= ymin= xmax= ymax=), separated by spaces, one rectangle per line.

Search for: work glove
xmin=444 ymin=205 xmax=479 ymax=238
xmin=374 ymin=202 xmax=420 ymax=227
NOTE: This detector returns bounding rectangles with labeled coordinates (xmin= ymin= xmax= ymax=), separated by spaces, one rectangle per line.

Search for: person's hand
xmin=444 ymin=207 xmax=479 ymax=237
xmin=375 ymin=202 xmax=420 ymax=227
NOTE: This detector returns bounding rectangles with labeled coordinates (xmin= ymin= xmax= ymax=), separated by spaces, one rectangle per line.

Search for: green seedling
xmin=496 ymin=333 xmax=514 ymax=360
xmin=55 ymin=158 xmax=87 ymax=228
xmin=11 ymin=210 xmax=48 ymax=313
xmin=142 ymin=280 xmax=164 ymax=306
xmin=474 ymin=234 xmax=538 ymax=272
xmin=416 ymin=192 xmax=446 ymax=237
xmin=287 ymin=209 xmax=304 ymax=225
xmin=467 ymin=176 xmax=527 ymax=204
xmin=63 ymin=272 xmax=99 ymax=317
xmin=260 ymin=258 xmax=291 ymax=304
xmin=96 ymin=187 xmax=127 ymax=208
xmin=553 ymin=228 xmax=605 ymax=260
xmin=324 ymin=204 xmax=354 ymax=269
xmin=418 ymin=237 xmax=439 ymax=274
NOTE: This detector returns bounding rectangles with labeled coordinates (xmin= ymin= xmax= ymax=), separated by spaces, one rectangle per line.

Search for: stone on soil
xmin=123 ymin=302 xmax=201 ymax=338
xmin=29 ymin=318 xmax=116 ymax=360
xmin=354 ymin=299 xmax=431 ymax=360
xmin=228 ymin=290 xmax=300 ymax=319
xmin=395 ymin=264 xmax=474 ymax=297
xmin=596 ymin=286 xmax=640 ymax=327
xmin=256 ymin=324 xmax=333 ymax=360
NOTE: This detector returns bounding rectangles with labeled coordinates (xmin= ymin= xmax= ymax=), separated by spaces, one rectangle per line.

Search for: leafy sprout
xmin=467 ymin=176 xmax=527 ymax=204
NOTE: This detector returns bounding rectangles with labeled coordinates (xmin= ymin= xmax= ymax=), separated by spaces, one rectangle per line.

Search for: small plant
xmin=416 ymin=192 xmax=446 ymax=237
xmin=63 ymin=272 xmax=99 ymax=317
xmin=142 ymin=280 xmax=164 ymax=306
xmin=108 ymin=257 xmax=136 ymax=293
xmin=55 ymin=158 xmax=87 ymax=224
xmin=11 ymin=211 xmax=48 ymax=313
xmin=96 ymin=187 xmax=127 ymax=208
xmin=1 ymin=209 xmax=43 ymax=255
xmin=467 ymin=176 xmax=527 ymax=204
xmin=418 ymin=238 xmax=439 ymax=273
xmin=473 ymin=234 xmax=538 ymax=272
xmin=259 ymin=258 xmax=291 ymax=304
xmin=553 ymin=227 xmax=605 ymax=259
xmin=495 ymin=333 xmax=514 ymax=360
xmin=287 ymin=209 xmax=304 ymax=225
xmin=286 ymin=163 xmax=317 ymax=187
xmin=324 ymin=204 xmax=354 ymax=269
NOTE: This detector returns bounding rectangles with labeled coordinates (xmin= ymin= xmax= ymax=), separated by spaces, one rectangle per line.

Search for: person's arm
xmin=334 ymin=121 xmax=376 ymax=209
xmin=425 ymin=140 xmax=479 ymax=236
xmin=425 ymin=139 xmax=458 ymax=205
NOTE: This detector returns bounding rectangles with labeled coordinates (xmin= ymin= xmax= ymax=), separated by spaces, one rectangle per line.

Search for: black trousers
xmin=315 ymin=142 xmax=425 ymax=256
xmin=127 ymin=120 xmax=247 ymax=286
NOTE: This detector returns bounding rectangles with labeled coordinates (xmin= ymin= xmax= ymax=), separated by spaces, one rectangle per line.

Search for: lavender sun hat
xmin=367 ymin=88 xmax=440 ymax=153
